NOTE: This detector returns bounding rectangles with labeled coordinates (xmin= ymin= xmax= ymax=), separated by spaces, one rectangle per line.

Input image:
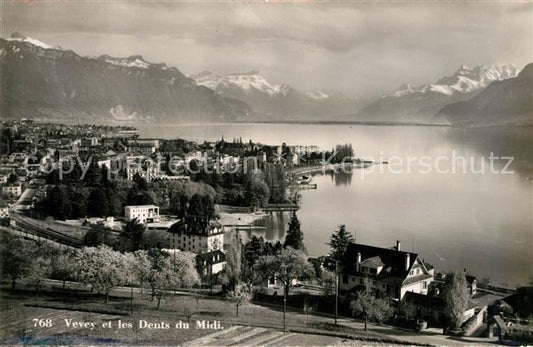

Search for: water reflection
xmin=325 ymin=170 xmax=353 ymax=187
xmin=138 ymin=123 xmax=533 ymax=287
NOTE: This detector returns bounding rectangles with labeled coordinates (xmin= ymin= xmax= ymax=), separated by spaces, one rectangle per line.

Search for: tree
xmin=82 ymin=227 xmax=113 ymax=247
xmin=327 ymin=225 xmax=354 ymax=265
xmin=245 ymin=177 xmax=270 ymax=209
xmin=283 ymin=213 xmax=304 ymax=251
xmin=84 ymin=159 xmax=102 ymax=187
xmin=243 ymin=236 xmax=265 ymax=267
xmin=303 ymin=297 xmax=313 ymax=325
xmin=400 ymin=300 xmax=417 ymax=320
xmin=255 ymin=247 xmax=315 ymax=298
xmin=220 ymin=236 xmax=242 ymax=292
xmin=351 ymin=288 xmax=394 ymax=331
xmin=7 ymin=173 xmax=18 ymax=184
xmin=46 ymin=185 xmax=72 ymax=219
xmin=51 ymin=251 xmax=76 ymax=289
xmin=0 ymin=231 xmax=34 ymax=289
xmin=320 ymin=270 xmax=336 ymax=296
xmin=443 ymin=270 xmax=469 ymax=330
xmin=75 ymin=246 xmax=127 ymax=303
xmin=148 ymin=251 xmax=199 ymax=309
xmin=133 ymin=173 xmax=148 ymax=191
xmin=132 ymin=250 xmax=152 ymax=293
xmin=227 ymin=286 xmax=252 ymax=317
xmin=23 ymin=256 xmax=52 ymax=297
xmin=120 ymin=220 xmax=146 ymax=251
xmin=87 ymin=188 xmax=109 ymax=217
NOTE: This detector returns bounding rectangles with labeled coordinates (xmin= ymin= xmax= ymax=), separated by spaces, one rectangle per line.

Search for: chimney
xmin=356 ymin=252 xmax=361 ymax=271
xmin=396 ymin=240 xmax=401 ymax=251
xmin=405 ymin=253 xmax=410 ymax=271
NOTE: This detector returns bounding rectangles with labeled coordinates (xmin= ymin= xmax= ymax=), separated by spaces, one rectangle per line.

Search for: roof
xmin=342 ymin=242 xmax=420 ymax=282
xmin=403 ymin=273 xmax=433 ymax=286
xmin=466 ymin=275 xmax=477 ymax=284
xmin=125 ymin=205 xmax=158 ymax=209
xmin=360 ymin=256 xmax=385 ymax=268
xmin=472 ymin=291 xmax=503 ymax=308
xmin=196 ymin=249 xmax=226 ymax=264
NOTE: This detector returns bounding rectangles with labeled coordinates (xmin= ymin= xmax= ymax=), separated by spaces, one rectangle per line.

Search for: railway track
xmin=9 ymin=214 xmax=82 ymax=248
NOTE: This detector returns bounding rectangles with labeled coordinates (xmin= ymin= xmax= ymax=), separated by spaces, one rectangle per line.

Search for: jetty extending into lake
xmin=288 ymin=161 xmax=373 ymax=176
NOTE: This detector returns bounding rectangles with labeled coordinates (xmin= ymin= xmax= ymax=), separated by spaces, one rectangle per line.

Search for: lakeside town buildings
xmin=0 ymin=120 xmax=521 ymax=339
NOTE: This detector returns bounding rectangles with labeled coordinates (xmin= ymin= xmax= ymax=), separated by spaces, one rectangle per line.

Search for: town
xmin=0 ymin=119 xmax=531 ymax=345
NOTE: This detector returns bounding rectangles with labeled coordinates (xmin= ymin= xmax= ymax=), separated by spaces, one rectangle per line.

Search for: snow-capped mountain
xmin=306 ymin=90 xmax=329 ymax=100
xmin=194 ymin=71 xmax=292 ymax=97
xmin=191 ymin=71 xmax=360 ymax=121
xmin=435 ymin=63 xmax=533 ymax=126
xmin=6 ymin=32 xmax=59 ymax=50
xmin=389 ymin=64 xmax=519 ymax=97
xmin=355 ymin=64 xmax=520 ymax=123
xmin=0 ymin=34 xmax=253 ymax=122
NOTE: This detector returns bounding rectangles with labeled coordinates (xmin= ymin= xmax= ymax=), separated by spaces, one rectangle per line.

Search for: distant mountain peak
xmin=388 ymin=64 xmax=519 ymax=98
xmin=0 ymin=36 xmax=253 ymax=122
xmin=306 ymin=90 xmax=329 ymax=100
xmin=193 ymin=70 xmax=290 ymax=97
xmin=96 ymin=54 xmax=156 ymax=69
xmin=228 ymin=70 xmax=260 ymax=76
xmin=6 ymin=32 xmax=57 ymax=50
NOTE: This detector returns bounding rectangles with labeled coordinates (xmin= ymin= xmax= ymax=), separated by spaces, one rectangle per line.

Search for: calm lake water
xmin=138 ymin=123 xmax=533 ymax=288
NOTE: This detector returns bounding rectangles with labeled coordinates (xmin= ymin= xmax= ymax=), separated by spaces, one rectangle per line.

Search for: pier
xmin=262 ymin=203 xmax=299 ymax=213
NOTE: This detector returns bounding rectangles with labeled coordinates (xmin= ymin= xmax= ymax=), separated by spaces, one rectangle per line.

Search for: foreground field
xmin=0 ymin=284 xmax=410 ymax=345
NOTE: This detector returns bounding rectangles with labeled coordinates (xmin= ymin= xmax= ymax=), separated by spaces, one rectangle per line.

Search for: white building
xmin=170 ymin=219 xmax=224 ymax=254
xmin=2 ymin=184 xmax=22 ymax=197
xmin=125 ymin=155 xmax=160 ymax=181
xmin=124 ymin=205 xmax=160 ymax=224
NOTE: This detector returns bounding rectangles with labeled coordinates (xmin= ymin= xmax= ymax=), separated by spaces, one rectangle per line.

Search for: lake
xmin=137 ymin=123 xmax=533 ymax=288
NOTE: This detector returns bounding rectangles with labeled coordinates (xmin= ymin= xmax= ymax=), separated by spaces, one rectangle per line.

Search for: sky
xmin=1 ymin=1 xmax=531 ymax=98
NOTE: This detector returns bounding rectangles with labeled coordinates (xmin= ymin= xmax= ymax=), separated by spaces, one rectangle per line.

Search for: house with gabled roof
xmin=339 ymin=240 xmax=434 ymax=300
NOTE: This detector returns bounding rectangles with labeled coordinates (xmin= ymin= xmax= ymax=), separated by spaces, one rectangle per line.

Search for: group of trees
xmin=191 ymin=168 xmax=272 ymax=208
xmin=36 ymin=159 xmax=218 ymax=222
xmin=219 ymin=213 xmax=314 ymax=303
xmin=37 ymin=161 xmax=130 ymax=220
xmin=0 ymin=230 xmax=199 ymax=308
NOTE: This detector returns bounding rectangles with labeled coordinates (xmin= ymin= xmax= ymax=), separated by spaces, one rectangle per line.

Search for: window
xmin=342 ymin=275 xmax=348 ymax=284
xmin=423 ymin=282 xmax=427 ymax=289
xmin=409 ymin=270 xmax=414 ymax=276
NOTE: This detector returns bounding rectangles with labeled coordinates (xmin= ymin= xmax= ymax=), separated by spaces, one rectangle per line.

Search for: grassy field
xmin=0 ymin=283 xmax=409 ymax=345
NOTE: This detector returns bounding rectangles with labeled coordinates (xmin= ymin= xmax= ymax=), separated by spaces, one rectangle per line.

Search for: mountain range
xmin=0 ymin=33 xmax=252 ymax=123
xmin=355 ymin=64 xmax=521 ymax=124
xmin=0 ymin=33 xmax=530 ymax=126
xmin=435 ymin=63 xmax=533 ymax=126
xmin=192 ymin=71 xmax=359 ymax=121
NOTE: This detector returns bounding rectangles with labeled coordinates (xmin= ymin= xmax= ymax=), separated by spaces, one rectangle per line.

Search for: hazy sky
xmin=1 ymin=1 xmax=531 ymax=98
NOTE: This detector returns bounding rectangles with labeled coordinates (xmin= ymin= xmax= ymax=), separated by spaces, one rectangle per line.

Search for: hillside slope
xmin=0 ymin=35 xmax=253 ymax=123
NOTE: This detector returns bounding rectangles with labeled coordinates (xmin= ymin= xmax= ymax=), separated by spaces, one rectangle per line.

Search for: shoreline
xmin=288 ymin=162 xmax=373 ymax=176
xmin=19 ymin=118 xmax=533 ymax=129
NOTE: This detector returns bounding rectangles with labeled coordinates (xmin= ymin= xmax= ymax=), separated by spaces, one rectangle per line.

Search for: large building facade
xmin=169 ymin=219 xmax=225 ymax=254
